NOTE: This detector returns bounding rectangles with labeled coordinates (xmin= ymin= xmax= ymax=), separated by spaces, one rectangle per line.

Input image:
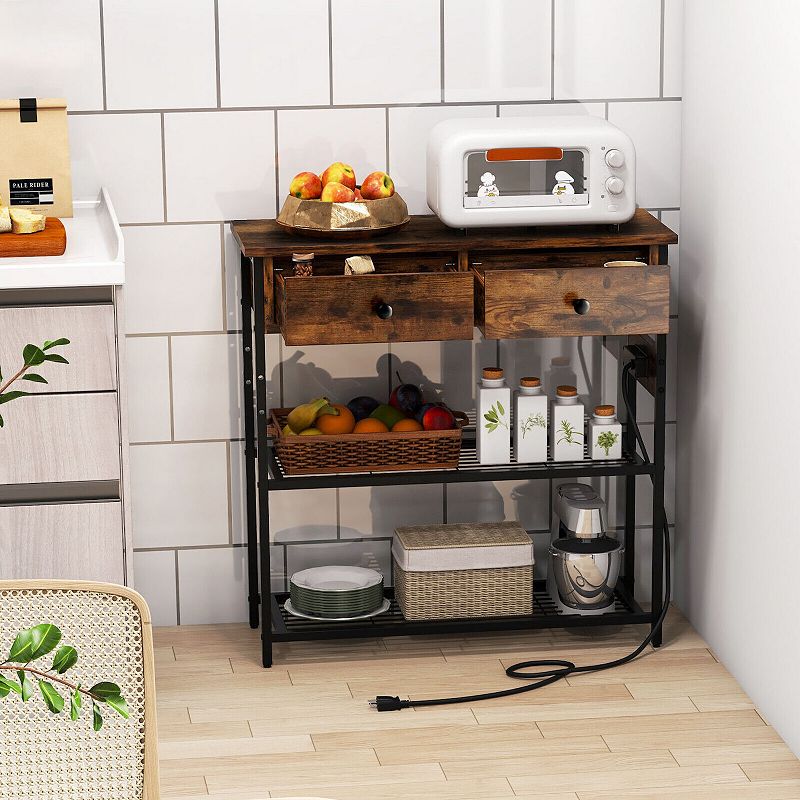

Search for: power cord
xmin=372 ymin=357 xmax=671 ymax=712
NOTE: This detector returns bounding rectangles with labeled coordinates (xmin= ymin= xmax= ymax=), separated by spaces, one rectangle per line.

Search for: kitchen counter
xmin=0 ymin=188 xmax=124 ymax=289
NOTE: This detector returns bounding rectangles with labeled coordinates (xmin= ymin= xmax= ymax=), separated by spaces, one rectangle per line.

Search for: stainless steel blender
xmin=548 ymin=483 xmax=624 ymax=615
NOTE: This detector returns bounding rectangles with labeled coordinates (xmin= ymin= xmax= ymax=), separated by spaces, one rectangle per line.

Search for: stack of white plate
xmin=286 ymin=566 xmax=389 ymax=621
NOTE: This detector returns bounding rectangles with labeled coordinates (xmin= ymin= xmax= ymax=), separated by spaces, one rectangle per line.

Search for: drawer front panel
xmin=478 ymin=265 xmax=670 ymax=339
xmin=0 ymin=501 xmax=124 ymax=583
xmin=0 ymin=304 xmax=116 ymax=392
xmin=278 ymin=272 xmax=474 ymax=345
xmin=0 ymin=393 xmax=121 ymax=485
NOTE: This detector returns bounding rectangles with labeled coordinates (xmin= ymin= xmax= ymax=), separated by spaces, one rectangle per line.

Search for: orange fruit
xmin=352 ymin=417 xmax=389 ymax=434
xmin=392 ymin=418 xmax=423 ymax=432
xmin=316 ymin=403 xmax=355 ymax=435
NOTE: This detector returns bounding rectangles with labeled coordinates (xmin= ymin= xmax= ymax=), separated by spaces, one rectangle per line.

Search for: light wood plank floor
xmin=153 ymin=606 xmax=800 ymax=799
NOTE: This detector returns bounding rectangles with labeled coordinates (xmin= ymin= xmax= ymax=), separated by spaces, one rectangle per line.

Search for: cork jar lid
xmin=556 ymin=385 xmax=578 ymax=397
xmin=482 ymin=367 xmax=504 ymax=380
xmin=520 ymin=377 xmax=541 ymax=388
xmin=594 ymin=404 xmax=616 ymax=416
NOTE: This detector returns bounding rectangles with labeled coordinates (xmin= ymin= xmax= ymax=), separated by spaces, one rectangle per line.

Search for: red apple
xmin=289 ymin=171 xmax=322 ymax=200
xmin=320 ymin=162 xmax=356 ymax=191
xmin=353 ymin=188 xmax=364 ymax=202
xmin=320 ymin=182 xmax=356 ymax=203
xmin=361 ymin=171 xmax=395 ymax=199
xmin=421 ymin=404 xmax=455 ymax=431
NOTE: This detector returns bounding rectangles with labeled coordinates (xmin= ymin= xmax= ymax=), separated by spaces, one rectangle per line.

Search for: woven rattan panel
xmin=0 ymin=588 xmax=146 ymax=800
xmin=395 ymin=521 xmax=529 ymax=549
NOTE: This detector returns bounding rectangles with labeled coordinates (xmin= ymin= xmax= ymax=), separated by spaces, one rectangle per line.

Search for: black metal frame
xmin=241 ymin=253 xmax=669 ymax=668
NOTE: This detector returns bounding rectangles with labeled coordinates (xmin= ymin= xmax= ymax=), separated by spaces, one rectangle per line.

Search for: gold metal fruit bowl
xmin=276 ymin=193 xmax=410 ymax=238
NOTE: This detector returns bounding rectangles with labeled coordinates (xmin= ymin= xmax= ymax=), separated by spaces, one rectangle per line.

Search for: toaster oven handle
xmin=572 ymin=298 xmax=591 ymax=316
xmin=374 ymin=300 xmax=393 ymax=320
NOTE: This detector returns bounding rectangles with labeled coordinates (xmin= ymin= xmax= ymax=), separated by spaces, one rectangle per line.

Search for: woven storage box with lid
xmin=392 ymin=521 xmax=534 ymax=620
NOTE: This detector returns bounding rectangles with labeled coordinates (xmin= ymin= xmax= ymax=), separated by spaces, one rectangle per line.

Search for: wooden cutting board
xmin=0 ymin=218 xmax=66 ymax=258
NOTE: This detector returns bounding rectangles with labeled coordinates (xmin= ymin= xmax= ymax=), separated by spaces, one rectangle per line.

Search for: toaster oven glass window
xmin=464 ymin=148 xmax=589 ymax=209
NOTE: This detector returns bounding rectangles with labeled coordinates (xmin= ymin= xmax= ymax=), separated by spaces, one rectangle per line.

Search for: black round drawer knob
xmin=572 ymin=298 xmax=590 ymax=315
xmin=374 ymin=301 xmax=393 ymax=320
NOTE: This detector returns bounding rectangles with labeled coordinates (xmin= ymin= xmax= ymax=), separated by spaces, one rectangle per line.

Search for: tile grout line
xmin=160 ymin=112 xmax=168 ymax=222
xmin=167 ymin=335 xmax=176 ymax=441
xmin=550 ymin=0 xmax=556 ymax=100
xmin=98 ymin=0 xmax=108 ymax=111
xmin=659 ymin=0 xmax=667 ymax=98
xmin=214 ymin=0 xmax=222 ymax=108
xmin=328 ymin=0 xmax=334 ymax=105
xmin=174 ymin=549 xmax=181 ymax=625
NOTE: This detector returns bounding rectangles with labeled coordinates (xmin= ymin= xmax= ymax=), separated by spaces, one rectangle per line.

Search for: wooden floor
xmin=153 ymin=607 xmax=800 ymax=799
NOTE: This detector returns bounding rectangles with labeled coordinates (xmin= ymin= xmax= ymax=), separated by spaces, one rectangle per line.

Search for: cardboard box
xmin=0 ymin=98 xmax=73 ymax=217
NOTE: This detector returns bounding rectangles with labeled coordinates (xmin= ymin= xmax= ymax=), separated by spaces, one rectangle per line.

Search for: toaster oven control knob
xmin=605 ymin=149 xmax=625 ymax=168
xmin=605 ymin=176 xmax=625 ymax=195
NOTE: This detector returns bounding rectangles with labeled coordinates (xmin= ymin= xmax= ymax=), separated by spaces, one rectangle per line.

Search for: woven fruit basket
xmin=269 ymin=408 xmax=466 ymax=475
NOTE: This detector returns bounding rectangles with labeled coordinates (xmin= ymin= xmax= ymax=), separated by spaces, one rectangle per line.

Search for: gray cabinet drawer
xmin=0 ymin=393 xmax=120 ymax=484
xmin=0 ymin=501 xmax=124 ymax=583
xmin=0 ymin=304 xmax=116 ymax=393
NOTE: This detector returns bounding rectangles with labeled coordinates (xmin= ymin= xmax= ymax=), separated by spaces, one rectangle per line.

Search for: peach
xmin=320 ymin=182 xmax=356 ymax=203
xmin=320 ymin=162 xmax=356 ymax=191
xmin=361 ymin=171 xmax=395 ymax=199
xmin=289 ymin=171 xmax=322 ymax=200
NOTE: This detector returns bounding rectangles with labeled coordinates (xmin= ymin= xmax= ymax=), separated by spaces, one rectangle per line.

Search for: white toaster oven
xmin=426 ymin=116 xmax=636 ymax=228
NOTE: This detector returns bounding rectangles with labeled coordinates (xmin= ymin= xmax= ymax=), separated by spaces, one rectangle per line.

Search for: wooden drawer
xmin=0 ymin=501 xmax=124 ymax=583
xmin=0 ymin=393 xmax=121 ymax=485
xmin=0 ymin=304 xmax=116 ymax=392
xmin=276 ymin=271 xmax=474 ymax=345
xmin=475 ymin=263 xmax=670 ymax=339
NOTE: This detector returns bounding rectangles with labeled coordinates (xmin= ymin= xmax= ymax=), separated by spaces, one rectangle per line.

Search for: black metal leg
xmin=651 ymin=332 xmax=668 ymax=647
xmin=252 ymin=256 xmax=273 ymax=668
xmin=241 ymin=255 xmax=260 ymax=630
xmin=623 ymin=348 xmax=637 ymax=596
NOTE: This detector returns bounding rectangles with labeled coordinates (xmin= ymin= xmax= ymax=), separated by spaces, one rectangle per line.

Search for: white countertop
xmin=0 ymin=188 xmax=124 ymax=290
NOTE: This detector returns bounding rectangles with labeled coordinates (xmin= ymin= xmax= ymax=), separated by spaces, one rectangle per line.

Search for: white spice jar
xmin=514 ymin=377 xmax=548 ymax=463
xmin=477 ymin=367 xmax=511 ymax=465
xmin=551 ymin=385 xmax=585 ymax=462
xmin=589 ymin=404 xmax=622 ymax=460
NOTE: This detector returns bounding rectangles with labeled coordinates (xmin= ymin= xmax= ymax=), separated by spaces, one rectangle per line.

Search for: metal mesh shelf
xmin=270 ymin=582 xmax=649 ymax=641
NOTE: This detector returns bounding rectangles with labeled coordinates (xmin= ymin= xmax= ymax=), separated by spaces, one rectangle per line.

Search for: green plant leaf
xmin=0 ymin=391 xmax=29 ymax=405
xmin=22 ymin=344 xmax=46 ymax=366
xmin=0 ymin=675 xmax=22 ymax=697
xmin=44 ymin=353 xmax=69 ymax=364
xmin=29 ymin=624 xmax=62 ymax=660
xmin=89 ymin=681 xmax=122 ymax=700
xmin=497 ymin=401 xmax=504 ymax=415
xmin=18 ymin=670 xmax=34 ymax=701
xmin=104 ymin=694 xmax=129 ymax=719
xmin=39 ymin=680 xmax=64 ymax=714
xmin=92 ymin=702 xmax=103 ymax=731
xmin=70 ymin=689 xmax=81 ymax=721
xmin=52 ymin=645 xmax=78 ymax=674
xmin=21 ymin=373 xmax=48 ymax=384
xmin=0 ymin=412 xmax=4 ymax=427
xmin=42 ymin=338 xmax=70 ymax=351
xmin=9 ymin=629 xmax=34 ymax=661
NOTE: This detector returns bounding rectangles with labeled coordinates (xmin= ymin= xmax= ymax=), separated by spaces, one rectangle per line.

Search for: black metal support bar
xmin=623 ymin=357 xmax=637 ymax=596
xmin=240 ymin=254 xmax=259 ymax=630
xmin=252 ymin=257 xmax=273 ymax=667
xmin=650 ymin=332 xmax=668 ymax=647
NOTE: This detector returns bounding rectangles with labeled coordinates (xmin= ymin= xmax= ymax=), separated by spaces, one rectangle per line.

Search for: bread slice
xmin=9 ymin=208 xmax=46 ymax=234
xmin=0 ymin=206 xmax=10 ymax=234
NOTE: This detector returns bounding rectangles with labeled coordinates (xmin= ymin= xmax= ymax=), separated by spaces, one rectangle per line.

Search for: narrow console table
xmin=232 ymin=209 xmax=677 ymax=667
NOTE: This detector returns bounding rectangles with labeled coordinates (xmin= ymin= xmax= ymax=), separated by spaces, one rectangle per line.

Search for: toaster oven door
xmin=463 ymin=147 xmax=589 ymax=209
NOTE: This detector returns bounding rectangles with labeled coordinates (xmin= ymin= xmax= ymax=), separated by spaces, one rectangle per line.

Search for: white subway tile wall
xmin=37 ymin=0 xmax=681 ymax=624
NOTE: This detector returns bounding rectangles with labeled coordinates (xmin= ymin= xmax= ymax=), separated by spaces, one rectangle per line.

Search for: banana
xmin=282 ymin=424 xmax=296 ymax=436
xmin=287 ymin=396 xmax=334 ymax=433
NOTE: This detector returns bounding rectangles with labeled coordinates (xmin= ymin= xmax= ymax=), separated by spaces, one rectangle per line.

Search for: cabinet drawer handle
xmin=374 ymin=301 xmax=393 ymax=320
xmin=572 ymin=298 xmax=590 ymax=315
